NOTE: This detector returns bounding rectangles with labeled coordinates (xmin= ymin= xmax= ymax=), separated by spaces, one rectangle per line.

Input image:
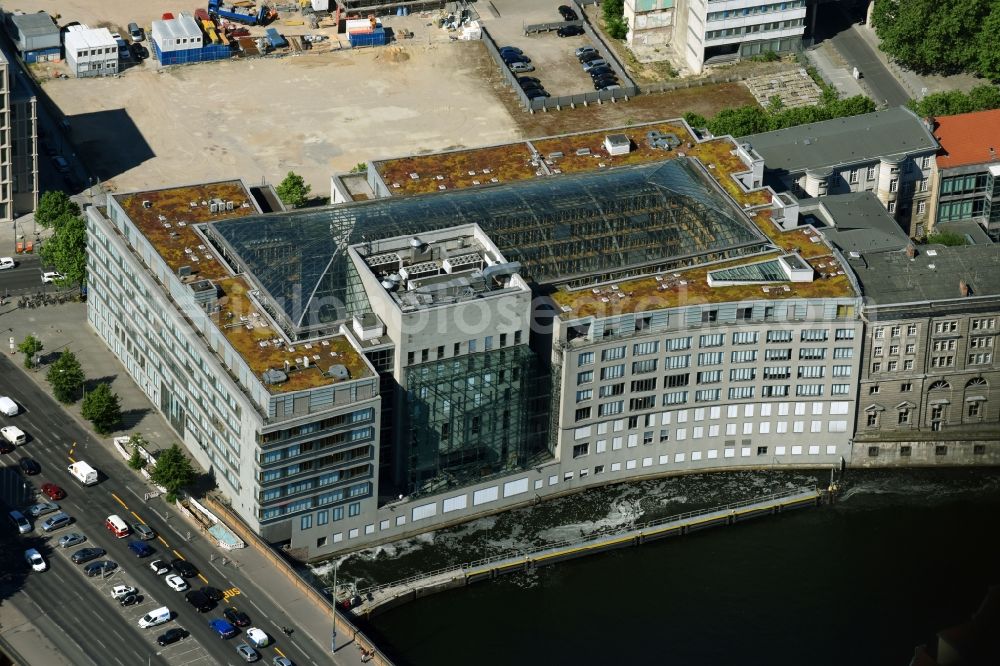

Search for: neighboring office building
xmin=5 ymin=11 xmax=59 ymax=63
xmin=0 ymin=47 xmax=38 ymax=222
xmin=741 ymin=107 xmax=939 ymax=237
xmin=85 ymin=180 xmax=381 ymax=559
xmin=64 ymin=25 xmax=118 ymax=78
xmin=927 ymin=109 xmax=1000 ymax=241
xmin=848 ymin=243 xmax=1000 ymax=466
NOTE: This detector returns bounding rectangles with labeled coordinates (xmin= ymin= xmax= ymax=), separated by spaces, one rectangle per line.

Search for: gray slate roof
xmin=9 ymin=12 xmax=58 ymax=38
xmin=739 ymin=107 xmax=939 ymax=174
xmin=801 ymin=192 xmax=909 ymax=255
xmin=847 ymin=243 xmax=1000 ymax=305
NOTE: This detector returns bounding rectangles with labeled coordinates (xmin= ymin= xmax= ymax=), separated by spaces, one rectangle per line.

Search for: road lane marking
xmin=274 ymin=647 xmax=286 ymax=658
xmin=158 ymin=535 xmax=169 ymax=547
xmin=222 ymin=586 xmax=241 ymax=600
xmin=68 ymin=455 xmax=75 ymax=463
xmin=111 ymin=492 xmax=128 ymax=509
xmin=131 ymin=511 xmax=146 ymax=524
xmin=197 ymin=573 xmax=208 ymax=584
xmin=173 ymin=549 xmax=185 ymax=560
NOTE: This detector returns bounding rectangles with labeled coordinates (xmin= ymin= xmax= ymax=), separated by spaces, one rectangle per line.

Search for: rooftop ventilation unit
xmin=326 ymin=364 xmax=350 ymax=381
xmin=261 ymin=369 xmax=288 ymax=385
xmin=142 ymin=200 xmax=152 ymax=208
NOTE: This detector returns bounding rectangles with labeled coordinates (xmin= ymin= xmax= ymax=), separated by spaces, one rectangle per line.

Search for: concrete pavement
xmin=0 ymin=598 xmax=74 ymax=666
xmin=0 ymin=300 xmax=381 ymax=666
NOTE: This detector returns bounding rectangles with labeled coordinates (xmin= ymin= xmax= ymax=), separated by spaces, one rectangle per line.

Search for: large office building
xmin=89 ymin=116 xmax=998 ymax=559
xmin=0 ymin=47 xmax=37 ymax=222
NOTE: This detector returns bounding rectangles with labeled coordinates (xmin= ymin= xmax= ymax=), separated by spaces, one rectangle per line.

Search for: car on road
xmin=165 ymin=574 xmax=189 ymax=591
xmin=157 ymin=628 xmax=189 ymax=646
xmin=246 ymin=627 xmax=270 ymax=648
xmin=134 ymin=523 xmax=156 ymax=540
xmin=41 ymin=271 xmax=63 ymax=284
xmin=120 ymin=593 xmax=143 ymax=607
xmin=224 ymin=607 xmax=251 ymax=628
xmin=170 ymin=558 xmax=198 ymax=578
xmin=128 ymin=539 xmax=154 ymax=557
xmin=84 ymin=560 xmax=118 ymax=577
xmin=210 ymin=617 xmax=239 ymax=639
xmin=0 ymin=257 xmax=14 ymax=270
xmin=0 ymin=440 xmax=14 ymax=454
xmin=58 ymin=532 xmax=86 ymax=548
xmin=19 ymin=458 xmax=41 ymax=476
xmin=71 ymin=547 xmax=106 ymax=564
xmin=558 ymin=4 xmax=579 ymax=20
xmin=26 ymin=501 xmax=58 ymax=517
xmin=41 ymin=483 xmax=65 ymax=500
xmin=557 ymin=24 xmax=584 ymax=37
xmin=41 ymin=512 xmax=72 ymax=532
xmin=8 ymin=510 xmax=31 ymax=534
xmin=112 ymin=585 xmax=137 ymax=600
xmin=25 ymin=548 xmax=47 ymax=572
xmin=273 ymin=657 xmax=294 ymax=666
xmin=201 ymin=586 xmax=224 ymax=602
xmin=150 ymin=559 xmax=170 ymax=575
xmin=509 ymin=62 xmax=535 ymax=73
xmin=236 ymin=643 xmax=259 ymax=662
xmin=185 ymin=589 xmax=213 ymax=612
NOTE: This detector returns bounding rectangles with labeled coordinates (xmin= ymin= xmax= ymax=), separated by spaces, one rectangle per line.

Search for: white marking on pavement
xmin=245 ymin=597 xmax=269 ymax=620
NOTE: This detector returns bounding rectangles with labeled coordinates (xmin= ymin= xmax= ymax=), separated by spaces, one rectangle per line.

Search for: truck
xmin=207 ymin=0 xmax=269 ymax=26
xmin=67 ymin=461 xmax=99 ymax=486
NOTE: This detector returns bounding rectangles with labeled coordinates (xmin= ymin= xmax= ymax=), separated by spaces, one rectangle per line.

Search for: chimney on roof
xmin=923 ymin=116 xmax=936 ymax=132
xmin=960 ymin=280 xmax=970 ymax=297
xmin=990 ymin=147 xmax=997 ymax=161
xmin=905 ymin=243 xmax=916 ymax=258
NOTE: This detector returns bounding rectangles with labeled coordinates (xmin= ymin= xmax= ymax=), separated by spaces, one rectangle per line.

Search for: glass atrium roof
xmin=206 ymin=159 xmax=768 ymax=330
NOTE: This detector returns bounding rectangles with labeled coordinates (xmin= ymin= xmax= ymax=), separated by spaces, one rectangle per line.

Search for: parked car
xmin=575 ymin=45 xmax=597 ymax=57
xmin=71 ymin=547 xmax=105 ymax=564
xmin=130 ymin=43 xmax=149 ymax=60
xmin=224 ymin=607 xmax=251 ymax=628
xmin=525 ymin=89 xmax=550 ymax=99
xmin=558 ymin=25 xmax=584 ymax=37
xmin=273 ymin=658 xmax=294 ymax=666
xmin=588 ymin=66 xmax=614 ymax=79
xmin=498 ymin=45 xmax=522 ymax=55
xmin=558 ymin=5 xmax=579 ymax=20
xmin=593 ymin=77 xmax=619 ymax=90
xmin=509 ymin=62 xmax=535 ymax=73
xmin=157 ymin=628 xmax=189 ymax=646
xmin=111 ymin=585 xmax=138 ymax=600
xmin=120 ymin=593 xmax=143 ymax=607
xmin=41 ymin=512 xmax=72 ymax=532
xmin=201 ymin=586 xmax=224 ymax=602
xmin=582 ymin=59 xmax=608 ymax=71
xmin=210 ymin=618 xmax=239 ymax=639
xmin=8 ymin=510 xmax=31 ymax=534
xmin=19 ymin=458 xmax=41 ymax=476
xmin=165 ymin=574 xmax=189 ymax=592
xmin=0 ymin=440 xmax=13 ymax=454
xmin=246 ymin=627 xmax=270 ymax=648
xmin=185 ymin=589 xmax=214 ymax=612
xmin=149 ymin=559 xmax=170 ymax=575
xmin=26 ymin=501 xmax=58 ymax=518
xmin=84 ymin=560 xmax=118 ymax=577
xmin=41 ymin=271 xmax=63 ymax=284
xmin=579 ymin=51 xmax=602 ymax=63
xmin=0 ymin=257 xmax=14 ymax=270
xmin=41 ymin=483 xmax=65 ymax=500
xmin=58 ymin=532 xmax=86 ymax=548
xmin=236 ymin=643 xmax=259 ymax=662
xmin=128 ymin=21 xmax=144 ymax=41
xmin=516 ymin=76 xmax=541 ymax=86
xmin=171 ymin=558 xmax=198 ymax=578
xmin=128 ymin=539 xmax=154 ymax=557
xmin=25 ymin=548 xmax=47 ymax=572
xmin=501 ymin=52 xmax=529 ymax=65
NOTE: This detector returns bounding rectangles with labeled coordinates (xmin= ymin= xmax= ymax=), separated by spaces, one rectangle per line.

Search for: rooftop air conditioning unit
xmin=142 ymin=200 xmax=152 ymax=208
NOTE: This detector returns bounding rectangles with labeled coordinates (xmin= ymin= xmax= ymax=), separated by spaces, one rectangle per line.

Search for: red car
xmin=41 ymin=483 xmax=66 ymax=500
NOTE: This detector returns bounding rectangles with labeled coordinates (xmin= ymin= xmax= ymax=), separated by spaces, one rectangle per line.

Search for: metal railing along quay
xmin=351 ymin=486 xmax=825 ymax=616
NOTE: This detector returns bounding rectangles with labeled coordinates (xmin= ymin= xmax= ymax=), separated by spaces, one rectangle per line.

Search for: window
xmin=898 ymin=409 xmax=910 ymax=424
xmin=799 ymin=348 xmax=826 ymax=360
xmin=887 ymin=201 xmax=896 ymax=213
xmin=833 ymin=348 xmax=853 ymax=359
xmin=666 ymin=355 xmax=690 ymax=369
xmin=469 ymin=339 xmax=477 ymax=353
xmin=921 ymin=155 xmax=931 ymax=169
xmin=971 ymin=318 xmax=996 ymax=331
xmin=576 ymin=407 xmax=592 ymax=421
xmin=730 ymin=367 xmax=756 ymax=381
xmin=934 ymin=321 xmax=959 ymax=334
xmin=695 ymin=389 xmax=721 ymax=402
xmin=874 ymin=327 xmax=885 ymax=339
xmin=968 ymin=352 xmax=992 ymax=365
xmin=933 ymin=340 xmax=957 ymax=352
xmin=766 ymin=348 xmax=792 ymax=360
xmin=889 ymin=345 xmax=899 ymax=355
xmin=348 ymin=502 xmax=361 ymax=517
xmin=869 ymin=385 xmax=879 ymax=394
xmin=757 ymin=446 xmax=768 ymax=456
xmin=576 ymin=389 xmax=593 ymax=402
xmin=795 ymin=384 xmax=824 ymax=396
xmin=577 ymin=371 xmax=593 ymax=385
xmin=801 ymin=329 xmax=828 ymax=342
xmin=737 ymin=306 xmax=753 ymax=321
xmin=797 ymin=365 xmax=825 ymax=379
xmin=499 ymin=333 xmax=507 ymax=347
xmin=874 ymin=346 xmax=884 ymax=357
xmin=907 ymin=325 xmax=917 ymax=336
xmin=514 ymin=331 xmax=523 ymax=344
xmin=698 ymin=352 xmax=724 ymax=366
xmin=632 ymin=359 xmax=658 ymax=374
xmin=763 ymin=366 xmax=791 ymax=380
xmin=970 ymin=336 xmax=994 ymax=349
xmin=728 ymin=386 xmax=755 ymax=400
xmin=301 ymin=514 xmax=313 ymax=530
xmin=867 ymin=412 xmax=878 ymax=427
xmin=454 ymin=342 xmax=461 ymax=356
xmin=630 ymin=396 xmax=656 ymax=411
xmin=578 ymin=352 xmax=594 ymax=366
xmin=484 ymin=336 xmax=493 ymax=351
xmin=631 ymin=378 xmax=657 ymax=392
xmin=666 ymin=373 xmax=690 ymax=388
xmin=968 ymin=402 xmax=981 ymax=418
xmin=887 ymin=361 xmax=897 ymax=371
xmin=601 ymin=365 xmax=625 ymax=380
xmin=731 ymin=350 xmax=758 ymax=363
xmin=872 ymin=362 xmax=882 ymax=373
xmin=832 ymin=365 xmax=852 ymax=377
xmin=898 ymin=382 xmax=912 ymax=392
xmin=662 ymin=391 xmax=688 ymax=405
xmin=732 ymin=331 xmax=758 ymax=345
xmin=633 ymin=341 xmax=659 ymax=356
xmin=598 ymin=401 xmax=623 ymax=417
xmin=700 ymin=334 xmax=725 ymax=347
xmin=849 ymin=168 xmax=859 ymax=184
xmin=317 ymin=510 xmax=329 ymax=526
xmin=602 ymin=346 xmax=626 ymax=361
xmin=573 ymin=443 xmax=589 ymax=458
xmin=904 ymin=360 xmax=914 ymax=371
xmin=917 ymin=201 xmax=926 ymax=215
xmin=834 ymin=329 xmax=855 ymax=341
xmin=931 ymin=356 xmax=955 ymax=368
xmin=832 ymin=384 xmax=850 ymax=395
xmin=421 ymin=348 xmax=429 ymax=362
xmin=904 ymin=344 xmax=915 ymax=354
xmin=406 ymin=351 xmax=414 ymax=365
xmin=697 ymin=370 xmax=722 ymax=384
xmin=761 ymin=385 xmax=789 ymax=397
xmin=599 ymin=383 xmax=624 ymax=398
xmin=666 ymin=336 xmax=691 ymax=351
xmin=767 ymin=330 xmax=793 ymax=343
xmin=701 ymin=309 xmax=718 ymax=323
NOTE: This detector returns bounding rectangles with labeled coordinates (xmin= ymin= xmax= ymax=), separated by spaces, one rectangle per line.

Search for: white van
xmin=1 ymin=426 xmax=26 ymax=445
xmin=0 ymin=397 xmax=18 ymax=417
xmin=138 ymin=606 xmax=170 ymax=628
xmin=0 ymin=257 xmax=14 ymax=270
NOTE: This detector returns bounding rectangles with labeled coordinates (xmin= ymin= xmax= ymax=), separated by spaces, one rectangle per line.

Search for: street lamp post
xmin=331 ymin=561 xmax=338 ymax=653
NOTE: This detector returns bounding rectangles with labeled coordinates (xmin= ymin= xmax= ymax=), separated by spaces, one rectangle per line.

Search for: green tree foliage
xmin=81 ymin=382 xmax=122 ymax=435
xmin=926 ymin=230 xmax=967 ymax=246
xmin=978 ymin=6 xmax=1000 ymax=81
xmin=602 ymin=0 xmax=628 ymax=39
xmin=35 ymin=191 xmax=80 ymax=230
xmin=17 ymin=335 xmax=43 ymax=369
xmin=682 ymin=112 xmax=708 ymax=128
xmin=872 ymin=0 xmax=996 ymax=78
xmin=46 ymin=350 xmax=85 ymax=403
xmin=39 ymin=213 xmax=86 ymax=286
xmin=275 ymin=171 xmax=312 ymax=208
xmin=909 ymin=85 xmax=1000 ymax=117
xmin=706 ymin=95 xmax=876 ymax=138
xmin=128 ymin=446 xmax=146 ymax=471
xmin=149 ymin=444 xmax=197 ymax=502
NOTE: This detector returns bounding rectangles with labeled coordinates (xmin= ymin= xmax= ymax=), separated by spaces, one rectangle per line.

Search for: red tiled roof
xmin=933 ymin=109 xmax=1000 ymax=168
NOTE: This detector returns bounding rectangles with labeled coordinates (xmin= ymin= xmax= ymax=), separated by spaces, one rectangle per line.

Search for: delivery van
xmin=138 ymin=606 xmax=171 ymax=628
xmin=1 ymin=426 xmax=26 ymax=445
xmin=0 ymin=396 xmax=18 ymax=417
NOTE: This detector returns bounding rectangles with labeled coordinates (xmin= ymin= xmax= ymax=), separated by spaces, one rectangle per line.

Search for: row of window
xmin=706 ymin=18 xmax=804 ymax=40
xmin=707 ymin=0 xmax=805 ymax=21
xmin=872 ymin=352 xmax=993 ymax=373
xmin=406 ymin=331 xmax=523 ymax=365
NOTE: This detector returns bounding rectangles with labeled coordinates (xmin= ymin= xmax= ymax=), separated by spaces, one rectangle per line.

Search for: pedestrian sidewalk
xmin=803 ymin=40 xmax=865 ymax=100
xmin=0 ymin=301 xmax=386 ymax=666
xmin=0 ymin=597 xmax=74 ymax=666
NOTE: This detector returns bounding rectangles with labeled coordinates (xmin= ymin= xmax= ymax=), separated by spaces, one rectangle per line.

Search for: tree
xmin=17 ymin=335 xmax=43 ymax=369
xmin=128 ymin=446 xmax=146 ymax=471
xmin=46 ymin=350 xmax=85 ymax=403
xmin=39 ymin=213 xmax=86 ymax=286
xmin=602 ymin=0 xmax=628 ymax=39
xmin=275 ymin=171 xmax=311 ymax=209
xmin=910 ymin=86 xmax=1000 ymax=117
xmin=707 ymin=105 xmax=771 ymax=137
xmin=149 ymin=444 xmax=197 ymax=502
xmin=35 ymin=191 xmax=80 ymax=230
xmin=81 ymin=382 xmax=122 ymax=435
xmin=926 ymin=230 xmax=967 ymax=246
xmin=977 ymin=7 xmax=1000 ymax=81
xmin=683 ymin=112 xmax=708 ymax=129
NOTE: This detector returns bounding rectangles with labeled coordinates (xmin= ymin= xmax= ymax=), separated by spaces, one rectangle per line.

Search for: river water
xmin=323 ymin=469 xmax=1000 ymax=666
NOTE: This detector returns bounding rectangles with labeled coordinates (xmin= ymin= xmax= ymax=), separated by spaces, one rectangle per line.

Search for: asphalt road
xmin=0 ymin=353 xmax=326 ymax=666
xmin=0 ymin=255 xmax=48 ymax=296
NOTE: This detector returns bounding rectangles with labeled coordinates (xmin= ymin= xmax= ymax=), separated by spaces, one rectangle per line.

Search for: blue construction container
xmin=154 ymin=41 xmax=233 ymax=65
xmin=349 ymin=28 xmax=386 ymax=48
xmin=265 ymin=28 xmax=287 ymax=48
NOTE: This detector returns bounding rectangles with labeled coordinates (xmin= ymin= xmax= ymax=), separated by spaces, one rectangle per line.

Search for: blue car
xmin=210 ymin=618 xmax=238 ymax=639
xmin=128 ymin=539 xmax=154 ymax=558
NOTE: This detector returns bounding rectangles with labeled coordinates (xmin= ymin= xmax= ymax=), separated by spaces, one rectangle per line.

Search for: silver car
xmin=27 ymin=501 xmax=59 ymax=518
xmin=509 ymin=62 xmax=535 ymax=73
xmin=41 ymin=512 xmax=72 ymax=532
xmin=58 ymin=532 xmax=86 ymax=548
